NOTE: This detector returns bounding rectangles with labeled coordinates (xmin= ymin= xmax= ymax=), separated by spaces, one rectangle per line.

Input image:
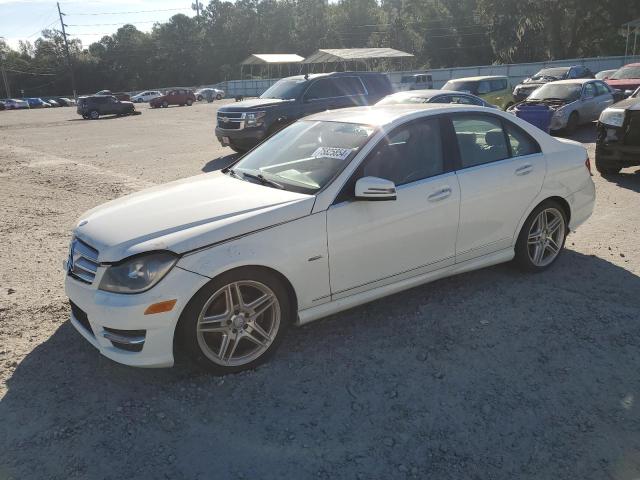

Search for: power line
xmin=67 ymin=7 xmax=192 ymax=16
xmin=4 ymin=67 xmax=57 ymax=76
xmin=67 ymin=20 xmax=160 ymax=27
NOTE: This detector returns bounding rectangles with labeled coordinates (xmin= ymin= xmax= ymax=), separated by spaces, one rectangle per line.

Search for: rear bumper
xmin=567 ymin=181 xmax=596 ymax=231
xmin=215 ymin=126 xmax=267 ymax=149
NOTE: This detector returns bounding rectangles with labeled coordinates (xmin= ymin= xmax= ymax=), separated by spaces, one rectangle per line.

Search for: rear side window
xmin=361 ymin=75 xmax=392 ymax=96
xmin=333 ymin=77 xmax=366 ymax=96
xmin=451 ymin=114 xmax=510 ymax=168
xmin=490 ymin=79 xmax=507 ymax=91
xmin=504 ymin=122 xmax=541 ymax=157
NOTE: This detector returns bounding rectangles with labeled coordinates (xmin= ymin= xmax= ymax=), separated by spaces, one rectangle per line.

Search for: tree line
xmin=1 ymin=0 xmax=638 ymax=98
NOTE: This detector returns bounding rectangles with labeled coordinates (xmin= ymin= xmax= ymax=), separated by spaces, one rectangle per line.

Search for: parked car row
xmin=1 ymin=96 xmax=75 ymax=110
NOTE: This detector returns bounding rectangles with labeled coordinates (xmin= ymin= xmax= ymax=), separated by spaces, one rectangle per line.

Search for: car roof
xmin=283 ymin=71 xmax=387 ymax=81
xmin=387 ymin=89 xmax=476 ymax=98
xmin=545 ymin=79 xmax=595 ymax=85
xmin=446 ymin=75 xmax=507 ymax=82
xmin=623 ymin=63 xmax=640 ymax=67
xmin=305 ymin=103 xmax=492 ymax=126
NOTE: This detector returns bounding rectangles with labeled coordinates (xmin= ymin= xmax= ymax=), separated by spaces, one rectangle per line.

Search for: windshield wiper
xmin=240 ymin=171 xmax=284 ymax=189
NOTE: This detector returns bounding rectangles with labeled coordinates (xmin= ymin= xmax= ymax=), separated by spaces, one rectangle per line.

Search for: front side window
xmin=232 ymin=121 xmax=375 ymax=194
xmin=361 ymin=119 xmax=444 ymax=186
xmin=304 ymin=79 xmax=339 ymax=101
xmin=452 ymin=114 xmax=510 ymax=168
xmin=583 ymin=83 xmax=596 ymax=99
xmin=333 ymin=77 xmax=366 ymax=96
xmin=595 ymin=81 xmax=610 ymax=96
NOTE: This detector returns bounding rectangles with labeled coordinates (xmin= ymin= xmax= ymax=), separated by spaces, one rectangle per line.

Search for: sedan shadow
xmin=202 ymin=153 xmax=238 ymax=173
xmin=2 ymin=250 xmax=640 ymax=478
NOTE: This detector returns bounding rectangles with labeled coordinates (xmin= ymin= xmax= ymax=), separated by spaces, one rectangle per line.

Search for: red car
xmin=150 ymin=89 xmax=196 ymax=108
xmin=605 ymin=63 xmax=640 ymax=94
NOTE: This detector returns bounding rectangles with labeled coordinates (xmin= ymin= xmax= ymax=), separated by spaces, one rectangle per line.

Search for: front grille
xmin=68 ymin=238 xmax=100 ymax=284
xmin=625 ymin=111 xmax=640 ymax=147
xmin=217 ymin=111 xmax=244 ymax=130
xmin=70 ymin=301 xmax=94 ymax=337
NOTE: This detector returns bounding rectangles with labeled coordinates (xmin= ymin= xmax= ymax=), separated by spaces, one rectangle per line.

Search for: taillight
xmin=585 ymin=156 xmax=592 ymax=176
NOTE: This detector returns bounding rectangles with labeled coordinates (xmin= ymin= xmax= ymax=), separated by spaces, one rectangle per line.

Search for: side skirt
xmin=296 ymin=248 xmax=515 ymax=326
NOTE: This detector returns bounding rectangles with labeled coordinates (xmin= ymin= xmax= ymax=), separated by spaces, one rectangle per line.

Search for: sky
xmin=0 ymin=0 xmax=197 ymax=50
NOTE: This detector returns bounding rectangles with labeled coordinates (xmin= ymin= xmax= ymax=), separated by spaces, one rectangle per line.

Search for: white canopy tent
xmin=302 ymin=48 xmax=414 ymax=72
xmin=240 ymin=54 xmax=304 ymax=79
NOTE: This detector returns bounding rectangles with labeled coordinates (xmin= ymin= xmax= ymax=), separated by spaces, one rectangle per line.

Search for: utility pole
xmin=57 ymin=2 xmax=77 ymax=99
xmin=193 ymin=1 xmax=201 ymax=20
xmin=0 ymin=38 xmax=10 ymax=98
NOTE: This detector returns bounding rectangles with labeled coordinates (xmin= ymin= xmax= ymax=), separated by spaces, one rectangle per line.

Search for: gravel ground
xmin=1 ymin=103 xmax=639 ymax=480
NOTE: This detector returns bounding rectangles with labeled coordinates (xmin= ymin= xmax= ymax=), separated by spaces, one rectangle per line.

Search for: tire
xmin=186 ymin=99 xmax=193 ymax=106
xmin=514 ymin=200 xmax=568 ymax=272
xmin=197 ymin=95 xmax=203 ymax=101
xmin=565 ymin=112 xmax=579 ymax=134
xmin=178 ymin=267 xmax=292 ymax=374
xmin=82 ymin=114 xmax=89 ymax=119
xmin=216 ymin=94 xmax=222 ymax=100
xmin=595 ymin=158 xmax=621 ymax=175
xmin=89 ymin=110 xmax=100 ymax=120
xmin=162 ymin=101 xmax=168 ymax=108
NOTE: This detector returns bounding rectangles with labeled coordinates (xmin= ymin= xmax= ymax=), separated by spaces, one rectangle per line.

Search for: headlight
xmin=599 ymin=108 xmax=625 ymax=127
xmin=99 ymin=251 xmax=178 ymax=294
xmin=245 ymin=111 xmax=266 ymax=127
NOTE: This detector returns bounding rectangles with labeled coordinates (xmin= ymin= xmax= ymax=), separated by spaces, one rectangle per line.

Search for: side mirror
xmin=355 ymin=176 xmax=397 ymax=201
xmin=624 ymin=90 xmax=634 ymax=98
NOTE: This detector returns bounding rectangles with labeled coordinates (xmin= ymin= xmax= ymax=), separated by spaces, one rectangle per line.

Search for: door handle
xmin=427 ymin=187 xmax=452 ymax=202
xmin=515 ymin=164 xmax=533 ymax=176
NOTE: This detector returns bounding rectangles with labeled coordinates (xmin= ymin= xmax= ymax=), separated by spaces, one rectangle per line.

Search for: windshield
xmin=528 ymin=83 xmax=581 ymax=102
xmin=231 ymin=120 xmax=375 ymax=194
xmin=260 ymin=79 xmax=308 ymax=100
xmin=532 ymin=68 xmax=569 ymax=80
xmin=442 ymin=80 xmax=478 ymax=94
xmin=609 ymin=66 xmax=640 ymax=80
xmin=377 ymin=94 xmax=431 ymax=105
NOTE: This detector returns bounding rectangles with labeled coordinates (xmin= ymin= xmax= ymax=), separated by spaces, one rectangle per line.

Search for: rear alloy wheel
xmin=162 ymin=101 xmax=169 ymax=108
xmin=197 ymin=95 xmax=203 ymax=101
xmin=515 ymin=201 xmax=567 ymax=271
xmin=216 ymin=94 xmax=222 ymax=100
xmin=180 ymin=269 xmax=290 ymax=374
xmin=186 ymin=99 xmax=193 ymax=106
xmin=89 ymin=110 xmax=100 ymax=120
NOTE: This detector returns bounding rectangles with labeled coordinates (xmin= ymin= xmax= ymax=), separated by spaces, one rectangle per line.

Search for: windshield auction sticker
xmin=311 ymin=147 xmax=353 ymax=161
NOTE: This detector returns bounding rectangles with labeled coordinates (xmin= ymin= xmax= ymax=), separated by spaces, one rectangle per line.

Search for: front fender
xmin=176 ymin=212 xmax=330 ymax=311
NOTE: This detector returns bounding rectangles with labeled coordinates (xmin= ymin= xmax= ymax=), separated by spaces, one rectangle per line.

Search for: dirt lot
xmin=1 ymin=103 xmax=639 ymax=480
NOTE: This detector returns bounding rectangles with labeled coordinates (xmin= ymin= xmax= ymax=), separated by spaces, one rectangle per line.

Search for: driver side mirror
xmin=355 ymin=177 xmax=396 ymax=201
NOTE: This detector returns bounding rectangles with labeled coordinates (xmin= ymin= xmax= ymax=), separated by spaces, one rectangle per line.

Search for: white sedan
xmin=131 ymin=90 xmax=163 ymax=103
xmin=65 ymin=104 xmax=595 ymax=374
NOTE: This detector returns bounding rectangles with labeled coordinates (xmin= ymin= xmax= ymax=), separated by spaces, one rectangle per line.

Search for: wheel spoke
xmin=528 ymin=231 xmax=543 ymax=244
xmin=232 ymin=282 xmax=245 ymax=308
xmin=533 ymin=243 xmax=546 ymax=264
xmin=226 ymin=336 xmax=241 ymax=359
xmin=546 ymin=238 xmax=560 ymax=254
xmin=248 ymin=321 xmax=271 ymax=341
xmin=547 ymin=216 xmax=562 ymax=235
xmin=218 ymin=334 xmax=231 ymax=358
xmin=538 ymin=211 xmax=547 ymax=230
xmin=244 ymin=329 xmax=268 ymax=347
xmin=248 ymin=293 xmax=275 ymax=317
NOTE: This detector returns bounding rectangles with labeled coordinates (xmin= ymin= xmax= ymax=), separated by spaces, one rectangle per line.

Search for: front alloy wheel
xmin=180 ymin=268 xmax=290 ymax=374
xmin=515 ymin=201 xmax=567 ymax=271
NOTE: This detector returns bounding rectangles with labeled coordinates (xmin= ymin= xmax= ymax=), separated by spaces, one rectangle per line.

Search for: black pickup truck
xmin=215 ymin=72 xmax=393 ymax=152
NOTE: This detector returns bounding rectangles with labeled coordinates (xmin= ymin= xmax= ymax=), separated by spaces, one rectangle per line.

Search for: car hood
xmin=218 ymin=98 xmax=291 ymax=111
xmin=610 ymin=96 xmax=640 ymax=110
xmin=606 ymin=79 xmax=640 ymax=90
xmin=73 ymin=172 xmax=314 ymax=262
